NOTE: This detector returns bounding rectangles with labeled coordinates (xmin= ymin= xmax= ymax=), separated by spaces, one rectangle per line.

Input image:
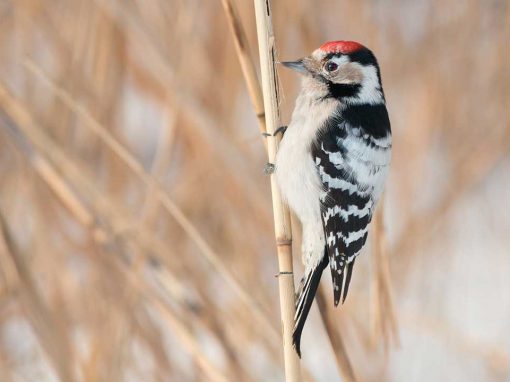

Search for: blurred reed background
xmin=0 ymin=0 xmax=509 ymax=381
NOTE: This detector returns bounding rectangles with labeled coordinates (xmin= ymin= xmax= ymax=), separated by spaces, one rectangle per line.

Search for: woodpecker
xmin=274 ymin=41 xmax=391 ymax=356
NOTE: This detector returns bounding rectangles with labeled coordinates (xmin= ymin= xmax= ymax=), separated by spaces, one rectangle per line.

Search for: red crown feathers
xmin=319 ymin=41 xmax=365 ymax=54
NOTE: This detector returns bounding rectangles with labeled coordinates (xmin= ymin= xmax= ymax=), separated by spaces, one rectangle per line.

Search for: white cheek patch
xmin=347 ymin=63 xmax=384 ymax=105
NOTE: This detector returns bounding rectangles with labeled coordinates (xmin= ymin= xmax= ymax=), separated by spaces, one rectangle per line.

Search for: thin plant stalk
xmin=252 ymin=0 xmax=301 ymax=380
xmin=0 ymin=85 xmax=230 ymax=382
xmin=371 ymin=203 xmax=400 ymax=349
xmin=22 ymin=61 xmax=280 ymax=345
xmin=220 ymin=0 xmax=267 ymax=147
xmin=225 ymin=0 xmax=356 ymax=379
xmin=0 ymin=213 xmax=75 ymax=382
xmin=316 ymin=287 xmax=357 ymax=382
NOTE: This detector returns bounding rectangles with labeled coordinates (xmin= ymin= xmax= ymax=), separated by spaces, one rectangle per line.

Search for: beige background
xmin=0 ymin=1 xmax=509 ymax=381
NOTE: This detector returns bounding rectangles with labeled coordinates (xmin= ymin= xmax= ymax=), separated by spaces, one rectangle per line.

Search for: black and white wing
xmin=312 ymin=104 xmax=391 ymax=306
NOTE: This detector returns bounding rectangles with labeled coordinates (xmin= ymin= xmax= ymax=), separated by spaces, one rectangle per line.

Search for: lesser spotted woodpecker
xmin=275 ymin=41 xmax=392 ymax=356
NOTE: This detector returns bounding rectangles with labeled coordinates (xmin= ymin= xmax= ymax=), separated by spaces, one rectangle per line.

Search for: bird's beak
xmin=280 ymin=59 xmax=308 ymax=74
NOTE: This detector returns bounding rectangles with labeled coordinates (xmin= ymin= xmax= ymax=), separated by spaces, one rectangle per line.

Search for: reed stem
xmin=253 ymin=0 xmax=301 ymax=380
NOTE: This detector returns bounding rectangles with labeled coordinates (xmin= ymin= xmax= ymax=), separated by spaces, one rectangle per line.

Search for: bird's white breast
xmin=275 ymin=87 xmax=338 ymax=224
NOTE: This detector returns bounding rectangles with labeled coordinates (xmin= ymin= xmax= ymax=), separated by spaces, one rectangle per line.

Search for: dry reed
xmin=221 ymin=0 xmax=358 ymax=379
xmin=1 ymin=1 xmax=509 ymax=381
xmin=253 ymin=0 xmax=301 ymax=380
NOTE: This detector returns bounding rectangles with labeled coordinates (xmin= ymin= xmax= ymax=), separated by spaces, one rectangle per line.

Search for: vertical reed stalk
xmin=371 ymin=203 xmax=399 ymax=348
xmin=253 ymin=0 xmax=301 ymax=380
xmin=220 ymin=0 xmax=267 ymax=147
xmin=222 ymin=0 xmax=356 ymax=378
xmin=316 ymin=288 xmax=357 ymax=382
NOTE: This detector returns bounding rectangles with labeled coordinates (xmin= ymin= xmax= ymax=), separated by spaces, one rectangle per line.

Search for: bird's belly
xmin=275 ymin=133 xmax=322 ymax=223
xmin=274 ymin=91 xmax=339 ymax=224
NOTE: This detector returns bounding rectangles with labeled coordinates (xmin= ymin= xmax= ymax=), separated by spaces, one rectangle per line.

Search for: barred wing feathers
xmin=312 ymin=105 xmax=391 ymax=305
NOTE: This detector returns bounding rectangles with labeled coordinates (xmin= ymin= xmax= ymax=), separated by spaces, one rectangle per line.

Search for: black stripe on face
xmin=326 ymin=82 xmax=361 ymax=99
xmin=348 ymin=49 xmax=378 ymax=66
xmin=323 ymin=48 xmax=376 ymax=67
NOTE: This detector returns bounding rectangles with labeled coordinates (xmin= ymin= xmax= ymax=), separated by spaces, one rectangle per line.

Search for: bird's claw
xmin=264 ymin=163 xmax=275 ymax=175
xmin=274 ymin=125 xmax=287 ymax=137
xmin=261 ymin=126 xmax=287 ymax=138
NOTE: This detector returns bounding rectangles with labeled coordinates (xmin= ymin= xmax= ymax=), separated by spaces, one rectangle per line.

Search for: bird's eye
xmin=325 ymin=61 xmax=338 ymax=72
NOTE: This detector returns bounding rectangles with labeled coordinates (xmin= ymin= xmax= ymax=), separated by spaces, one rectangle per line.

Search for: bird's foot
xmin=274 ymin=125 xmax=287 ymax=137
xmin=263 ymin=163 xmax=275 ymax=175
xmin=261 ymin=125 xmax=287 ymax=138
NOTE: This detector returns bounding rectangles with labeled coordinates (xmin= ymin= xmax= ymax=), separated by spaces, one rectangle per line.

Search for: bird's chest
xmin=275 ymin=96 xmax=337 ymax=219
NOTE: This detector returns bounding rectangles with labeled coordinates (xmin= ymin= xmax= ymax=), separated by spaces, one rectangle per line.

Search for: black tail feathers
xmin=292 ymin=252 xmax=328 ymax=357
xmin=343 ymin=259 xmax=355 ymax=302
xmin=331 ymin=257 xmax=356 ymax=306
xmin=292 ymin=252 xmax=357 ymax=357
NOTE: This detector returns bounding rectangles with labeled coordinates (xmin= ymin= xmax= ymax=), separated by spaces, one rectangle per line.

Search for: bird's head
xmin=281 ymin=40 xmax=385 ymax=105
